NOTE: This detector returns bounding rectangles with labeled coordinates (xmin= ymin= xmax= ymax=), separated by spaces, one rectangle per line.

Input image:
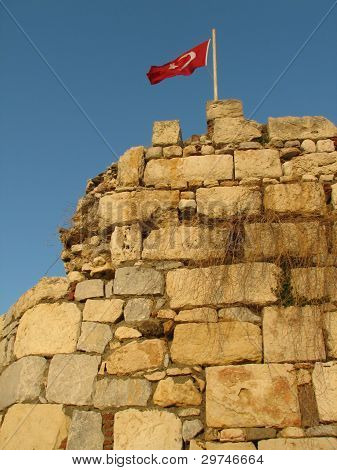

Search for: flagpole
xmin=212 ymin=28 xmax=218 ymax=101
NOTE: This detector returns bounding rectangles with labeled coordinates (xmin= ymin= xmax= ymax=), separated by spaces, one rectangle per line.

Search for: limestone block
xmin=301 ymin=139 xmax=316 ymax=153
xmin=143 ymin=155 xmax=233 ymax=188
xmin=323 ymin=311 xmax=337 ymax=358
xmin=114 ymin=326 xmax=142 ymax=340
xmin=153 ymin=377 xmax=202 ymax=407
xmin=124 ymin=298 xmax=153 ymax=322
xmin=306 ymin=424 xmax=337 ymax=437
xmin=312 ymin=362 xmax=337 ymax=422
xmin=98 ymin=190 xmax=179 ymax=228
xmin=67 ymin=410 xmax=103 ymax=450
xmin=182 ymin=419 xmax=203 ymax=441
xmin=264 ymin=183 xmax=326 ymax=216
xmin=0 ymin=356 xmax=47 ymax=411
xmin=46 ymin=354 xmax=100 ymax=405
xmin=213 ymin=118 xmax=262 ymax=145
xmin=83 ymin=299 xmax=124 ymax=323
xmin=171 ymin=322 xmax=262 ymax=366
xmin=166 ymin=263 xmax=281 ymax=309
xmin=234 ymin=149 xmax=282 ymax=179
xmin=283 ymin=151 xmax=337 ymax=177
xmin=152 ymin=120 xmax=182 ymax=146
xmin=114 ymin=267 xmax=164 ymax=295
xmin=117 ymin=146 xmax=144 ymax=187
xmin=244 ymin=221 xmax=327 ymax=260
xmin=114 ymin=409 xmax=182 ymax=450
xmin=258 ymin=437 xmax=337 ymax=450
xmin=317 ymin=139 xmax=335 ymax=152
xmin=110 ymin=224 xmax=142 ymax=263
xmin=77 ymin=322 xmax=112 ymax=354
xmin=219 ymin=428 xmax=246 ymax=442
xmin=218 ymin=307 xmax=261 ymax=325
xmin=163 ymin=145 xmax=183 ymax=158
xmin=0 ymin=404 xmax=69 ymax=450
xmin=206 ymin=99 xmax=243 ymax=120
xmin=142 ymin=225 xmax=231 ymax=261
xmin=106 ymin=339 xmax=167 ymax=375
xmin=145 ymin=146 xmax=162 ymax=160
xmin=206 ymin=364 xmax=301 ymax=428
xmin=263 ymin=306 xmax=326 ymax=363
xmin=268 ymin=116 xmax=337 ymax=141
xmin=74 ymin=279 xmax=104 ymax=301
xmin=14 ymin=303 xmax=81 ymax=358
xmin=93 ymin=378 xmax=151 ymax=408
xmin=175 ymin=307 xmax=218 ymax=323
xmin=291 ymin=267 xmax=337 ymax=301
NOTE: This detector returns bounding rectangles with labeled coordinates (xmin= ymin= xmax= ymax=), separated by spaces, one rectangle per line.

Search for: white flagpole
xmin=212 ymin=28 xmax=218 ymax=100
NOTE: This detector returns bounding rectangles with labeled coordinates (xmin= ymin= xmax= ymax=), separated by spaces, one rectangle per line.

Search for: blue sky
xmin=1 ymin=0 xmax=336 ymax=313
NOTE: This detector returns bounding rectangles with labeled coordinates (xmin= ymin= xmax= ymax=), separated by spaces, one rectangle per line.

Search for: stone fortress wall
xmin=1 ymin=100 xmax=337 ymax=450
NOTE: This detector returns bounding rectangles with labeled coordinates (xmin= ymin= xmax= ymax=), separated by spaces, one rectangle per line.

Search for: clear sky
xmin=1 ymin=0 xmax=336 ymax=313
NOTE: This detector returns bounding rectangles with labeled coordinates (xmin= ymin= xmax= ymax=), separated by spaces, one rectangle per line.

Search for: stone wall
xmin=1 ymin=100 xmax=337 ymax=450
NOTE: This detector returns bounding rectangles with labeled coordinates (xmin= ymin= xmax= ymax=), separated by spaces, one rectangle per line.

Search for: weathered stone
xmin=93 ymin=378 xmax=151 ymax=408
xmin=110 ymin=224 xmax=142 ymax=263
xmin=171 ymin=322 xmax=262 ymax=366
xmin=278 ymin=427 xmax=306 ymax=438
xmin=312 ymin=362 xmax=337 ymax=422
xmin=182 ymin=419 xmax=203 ymax=441
xmin=152 ymin=120 xmax=182 ymax=146
xmin=0 ymin=404 xmax=69 ymax=449
xmin=234 ymin=149 xmax=282 ymax=179
xmin=213 ymin=118 xmax=262 ymax=145
xmin=201 ymin=144 xmax=215 ymax=154
xmin=263 ymin=306 xmax=326 ymax=363
xmin=301 ymin=139 xmax=316 ymax=153
xmin=67 ymin=271 xmax=85 ymax=283
xmin=0 ymin=356 xmax=47 ymax=411
xmin=117 ymin=146 xmax=144 ymax=187
xmin=145 ymin=146 xmax=162 ymax=160
xmin=74 ymin=279 xmax=104 ymax=301
xmin=219 ymin=428 xmax=246 ymax=442
xmin=258 ymin=437 xmax=337 ymax=450
xmin=206 ymin=100 xmax=243 ymax=120
xmin=317 ymin=139 xmax=335 ymax=152
xmin=106 ymin=339 xmax=167 ymax=375
xmin=167 ymin=367 xmax=193 ymax=376
xmin=323 ymin=311 xmax=337 ymax=358
xmin=196 ymin=186 xmax=262 ymax=218
xmin=244 ymin=221 xmax=327 ymax=260
xmin=46 ymin=354 xmax=100 ymax=405
xmin=205 ymin=442 xmax=256 ymax=450
xmin=163 ymin=145 xmax=183 ymax=158
xmin=124 ymin=298 xmax=153 ymax=322
xmin=98 ymin=190 xmax=179 ymax=227
xmin=218 ymin=307 xmax=261 ymax=325
xmin=285 ymin=140 xmax=301 ymax=148
xmin=283 ymin=151 xmax=337 ymax=177
xmin=145 ymin=371 xmax=166 ymax=381
xmin=291 ymin=267 xmax=337 ymax=301
xmin=245 ymin=427 xmax=277 ymax=441
xmin=142 ymin=225 xmax=231 ymax=261
xmin=114 ymin=326 xmax=142 ymax=340
xmin=264 ymin=183 xmax=326 ymax=216
xmin=153 ymin=378 xmax=202 ymax=407
xmin=238 ymin=141 xmax=262 ymax=150
xmin=114 ymin=267 xmax=164 ymax=295
xmin=280 ymin=147 xmax=300 ymax=159
xmin=14 ymin=303 xmax=81 ymax=358
xmin=306 ymin=424 xmax=337 ymax=438
xmin=206 ymin=364 xmax=300 ymax=428
xmin=67 ymin=410 xmax=104 ymax=450
xmin=156 ymin=309 xmax=176 ymax=319
xmin=83 ymin=299 xmax=124 ymax=323
xmin=166 ymin=263 xmax=280 ymax=308
xmin=268 ymin=116 xmax=337 ymax=141
xmin=177 ymin=408 xmax=200 ymax=417
xmin=77 ymin=322 xmax=112 ymax=354
xmin=175 ymin=308 xmax=217 ymax=323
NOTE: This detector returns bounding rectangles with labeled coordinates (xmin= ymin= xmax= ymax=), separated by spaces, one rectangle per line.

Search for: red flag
xmin=147 ymin=39 xmax=210 ymax=85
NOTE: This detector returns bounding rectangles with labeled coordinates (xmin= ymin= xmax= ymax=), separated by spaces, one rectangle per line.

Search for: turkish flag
xmin=147 ymin=39 xmax=210 ymax=85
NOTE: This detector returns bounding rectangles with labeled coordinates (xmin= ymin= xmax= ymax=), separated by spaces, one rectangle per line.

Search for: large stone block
xmin=83 ymin=299 xmax=124 ymax=323
xmin=114 ymin=409 xmax=182 ymax=449
xmin=312 ymin=362 xmax=337 ymax=423
xmin=124 ymin=298 xmax=153 ymax=322
xmin=142 ymin=225 xmax=231 ymax=261
xmin=171 ymin=322 xmax=262 ymax=366
xmin=166 ymin=263 xmax=281 ymax=309
xmin=264 ymin=183 xmax=326 ymax=216
xmin=263 ymin=306 xmax=326 ymax=363
xmin=206 ymin=100 xmax=243 ymax=120
xmin=143 ymin=154 xmax=233 ymax=188
xmin=110 ymin=224 xmax=142 ymax=263
xmin=244 ymin=221 xmax=327 ymax=260
xmin=291 ymin=267 xmax=337 ymax=301
xmin=117 ymin=146 xmax=144 ymax=187
xmin=234 ymin=149 xmax=282 ymax=179
xmin=114 ymin=267 xmax=164 ymax=295
xmin=14 ymin=303 xmax=82 ymax=358
xmin=93 ymin=378 xmax=151 ymax=408
xmin=67 ymin=410 xmax=104 ymax=450
xmin=152 ymin=120 xmax=182 ymax=146
xmin=268 ymin=116 xmax=337 ymax=141
xmin=0 ymin=404 xmax=69 ymax=450
xmin=283 ymin=151 xmax=337 ymax=177
xmin=213 ymin=118 xmax=262 ymax=145
xmin=74 ymin=279 xmax=104 ymax=301
xmin=153 ymin=377 xmax=202 ymax=407
xmin=258 ymin=437 xmax=337 ymax=450
xmin=324 ymin=311 xmax=337 ymax=359
xmin=196 ymin=186 xmax=262 ymax=219
xmin=46 ymin=354 xmax=100 ymax=405
xmin=206 ymin=364 xmax=301 ymax=428
xmin=77 ymin=322 xmax=112 ymax=354
xmin=98 ymin=190 xmax=179 ymax=228
xmin=106 ymin=339 xmax=167 ymax=375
